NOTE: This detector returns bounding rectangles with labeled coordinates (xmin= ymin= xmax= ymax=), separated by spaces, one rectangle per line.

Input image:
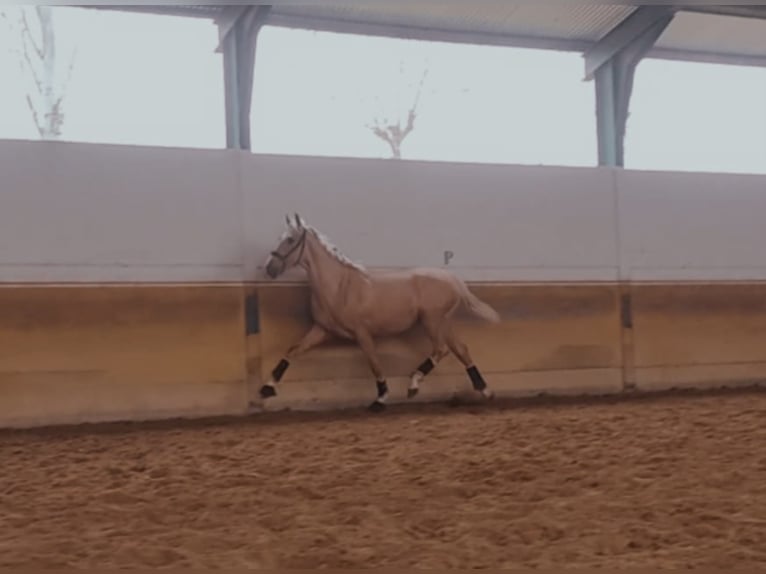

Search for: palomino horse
xmin=260 ymin=213 xmax=501 ymax=412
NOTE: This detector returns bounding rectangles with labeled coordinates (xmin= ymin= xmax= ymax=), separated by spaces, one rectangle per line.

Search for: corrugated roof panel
xmin=272 ymin=2 xmax=635 ymax=42
xmin=84 ymin=4 xmax=222 ymax=18
xmin=84 ymin=3 xmax=766 ymax=65
xmin=655 ymin=11 xmax=766 ymax=60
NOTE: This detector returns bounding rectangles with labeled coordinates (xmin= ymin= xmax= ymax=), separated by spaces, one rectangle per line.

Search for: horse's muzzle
xmin=265 ymin=258 xmax=281 ymax=279
xmin=266 ymin=256 xmax=285 ymax=279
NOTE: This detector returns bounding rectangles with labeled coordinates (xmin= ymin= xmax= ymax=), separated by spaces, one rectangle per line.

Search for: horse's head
xmin=265 ymin=213 xmax=308 ymax=279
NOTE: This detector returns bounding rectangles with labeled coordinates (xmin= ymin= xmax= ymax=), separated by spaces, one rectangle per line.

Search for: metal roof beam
xmin=584 ymin=6 xmax=678 ymax=81
xmin=586 ymin=7 xmax=676 ymax=167
xmin=215 ymin=6 xmax=251 ymax=53
xmin=220 ymin=5 xmax=272 ymax=150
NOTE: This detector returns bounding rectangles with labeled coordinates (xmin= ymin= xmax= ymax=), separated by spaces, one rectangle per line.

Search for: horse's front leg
xmin=354 ymin=329 xmax=388 ymax=413
xmin=259 ymin=324 xmax=330 ymax=399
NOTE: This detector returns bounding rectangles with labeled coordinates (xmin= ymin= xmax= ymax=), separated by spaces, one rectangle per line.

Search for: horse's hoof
xmin=259 ymin=384 xmax=277 ymax=399
xmin=484 ymin=389 xmax=496 ymax=401
xmin=407 ymin=387 xmax=419 ymax=399
xmin=368 ymin=400 xmax=386 ymax=413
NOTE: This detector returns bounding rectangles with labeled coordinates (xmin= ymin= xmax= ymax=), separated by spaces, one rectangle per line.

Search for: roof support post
xmin=585 ymin=7 xmax=676 ymax=166
xmin=218 ymin=5 xmax=272 ymax=150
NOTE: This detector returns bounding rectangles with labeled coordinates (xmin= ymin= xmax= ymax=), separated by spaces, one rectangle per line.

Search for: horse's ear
xmin=285 ymin=214 xmax=293 ymax=229
xmin=294 ymin=213 xmax=304 ymax=229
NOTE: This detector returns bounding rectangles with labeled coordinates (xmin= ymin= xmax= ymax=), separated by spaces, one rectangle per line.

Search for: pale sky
xmin=1 ymin=6 xmax=764 ymax=174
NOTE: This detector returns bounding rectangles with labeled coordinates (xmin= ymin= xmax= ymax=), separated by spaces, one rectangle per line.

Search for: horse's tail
xmin=458 ymin=280 xmax=501 ymax=323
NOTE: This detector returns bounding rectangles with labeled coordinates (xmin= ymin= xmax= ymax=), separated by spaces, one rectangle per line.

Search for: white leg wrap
xmin=376 ymin=379 xmax=389 ymax=403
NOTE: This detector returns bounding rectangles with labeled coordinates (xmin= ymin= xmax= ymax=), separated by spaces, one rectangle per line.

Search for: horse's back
xmin=372 ymin=266 xmax=460 ymax=286
xmin=341 ymin=267 xmax=466 ymax=336
xmin=370 ymin=267 xmax=464 ymax=311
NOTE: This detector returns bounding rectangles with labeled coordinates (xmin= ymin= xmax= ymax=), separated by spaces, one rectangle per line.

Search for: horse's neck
xmin=302 ymin=236 xmax=358 ymax=302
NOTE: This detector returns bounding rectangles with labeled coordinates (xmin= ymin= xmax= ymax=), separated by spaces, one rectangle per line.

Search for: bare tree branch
xmin=24 ymin=93 xmax=44 ymax=138
xmin=401 ymin=109 xmax=416 ymax=140
xmin=20 ymin=35 xmax=44 ymax=97
xmin=410 ymin=67 xmax=428 ymax=116
xmin=365 ymin=63 xmax=428 ymax=159
xmin=61 ymin=45 xmax=78 ymax=93
xmin=20 ymin=8 xmax=44 ymax=61
xmin=4 ymin=6 xmax=75 ymax=139
xmin=366 ymin=120 xmax=399 ymax=158
xmin=36 ymin=6 xmax=50 ymax=60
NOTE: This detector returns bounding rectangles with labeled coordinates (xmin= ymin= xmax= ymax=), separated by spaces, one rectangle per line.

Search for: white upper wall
xmin=1 ymin=140 xmax=765 ymax=284
xmin=0 ymin=140 xmax=244 ymax=282
xmin=618 ymin=169 xmax=766 ymax=281
xmin=243 ymin=154 xmax=619 ymax=282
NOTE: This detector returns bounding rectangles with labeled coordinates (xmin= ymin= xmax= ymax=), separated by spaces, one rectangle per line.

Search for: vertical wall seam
xmin=613 ymin=167 xmax=636 ymax=391
xmin=235 ymin=150 xmax=252 ymax=410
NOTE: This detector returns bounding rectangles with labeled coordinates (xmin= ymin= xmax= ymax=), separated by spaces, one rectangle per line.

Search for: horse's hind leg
xmin=446 ymin=329 xmax=494 ymax=400
xmin=408 ymin=347 xmax=449 ymax=398
xmin=408 ymin=316 xmax=450 ymax=398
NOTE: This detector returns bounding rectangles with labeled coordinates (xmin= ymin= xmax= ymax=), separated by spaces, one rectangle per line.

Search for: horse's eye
xmin=286 ymin=237 xmax=294 ymax=244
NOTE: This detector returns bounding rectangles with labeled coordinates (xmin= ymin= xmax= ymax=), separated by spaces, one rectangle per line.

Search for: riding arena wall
xmin=2 ymin=139 xmax=765 ymax=428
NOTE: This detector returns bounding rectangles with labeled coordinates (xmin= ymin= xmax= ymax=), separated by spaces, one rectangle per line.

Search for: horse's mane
xmin=307 ymin=226 xmax=367 ymax=273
